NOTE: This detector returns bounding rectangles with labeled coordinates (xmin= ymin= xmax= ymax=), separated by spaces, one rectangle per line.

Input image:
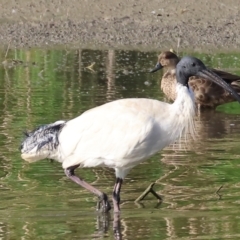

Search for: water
xmin=1 ymin=48 xmax=240 ymax=239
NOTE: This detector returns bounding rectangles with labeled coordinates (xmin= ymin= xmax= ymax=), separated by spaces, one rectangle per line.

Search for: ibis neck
xmin=176 ymin=69 xmax=189 ymax=87
xmin=173 ymin=83 xmax=194 ymax=106
xmin=170 ymin=83 xmax=196 ymax=141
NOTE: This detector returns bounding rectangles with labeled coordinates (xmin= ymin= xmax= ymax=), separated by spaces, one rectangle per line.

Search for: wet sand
xmin=0 ymin=0 xmax=239 ymax=50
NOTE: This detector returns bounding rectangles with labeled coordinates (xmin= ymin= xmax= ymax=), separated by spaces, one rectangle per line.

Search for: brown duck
xmin=150 ymin=51 xmax=240 ymax=109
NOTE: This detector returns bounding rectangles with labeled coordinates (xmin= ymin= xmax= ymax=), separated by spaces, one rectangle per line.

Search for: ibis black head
xmin=176 ymin=56 xmax=240 ymax=103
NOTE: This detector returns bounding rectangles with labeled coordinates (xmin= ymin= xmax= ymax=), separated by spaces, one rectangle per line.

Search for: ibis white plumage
xmin=20 ymin=56 xmax=240 ymax=213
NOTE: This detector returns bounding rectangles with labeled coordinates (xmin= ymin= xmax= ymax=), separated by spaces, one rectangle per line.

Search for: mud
xmin=0 ymin=0 xmax=239 ymax=50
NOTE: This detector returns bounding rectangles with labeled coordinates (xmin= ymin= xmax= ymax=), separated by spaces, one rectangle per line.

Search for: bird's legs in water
xmin=112 ymin=178 xmax=123 ymax=213
xmin=65 ymin=164 xmax=111 ymax=212
xmin=96 ymin=211 xmax=122 ymax=240
xmin=135 ymin=182 xmax=162 ymax=202
xmin=113 ymin=212 xmax=122 ymax=240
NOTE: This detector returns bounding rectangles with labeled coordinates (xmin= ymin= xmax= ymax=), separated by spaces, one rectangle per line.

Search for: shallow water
xmin=1 ymin=48 xmax=240 ymax=239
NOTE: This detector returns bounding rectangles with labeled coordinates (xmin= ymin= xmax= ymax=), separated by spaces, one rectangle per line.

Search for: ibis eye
xmin=192 ymin=63 xmax=196 ymax=67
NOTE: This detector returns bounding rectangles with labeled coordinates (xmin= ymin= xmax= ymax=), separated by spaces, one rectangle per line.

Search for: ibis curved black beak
xmin=196 ymin=69 xmax=240 ymax=103
xmin=150 ymin=63 xmax=163 ymax=73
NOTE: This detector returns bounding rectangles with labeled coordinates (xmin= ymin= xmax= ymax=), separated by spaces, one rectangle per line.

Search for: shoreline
xmin=0 ymin=0 xmax=239 ymax=51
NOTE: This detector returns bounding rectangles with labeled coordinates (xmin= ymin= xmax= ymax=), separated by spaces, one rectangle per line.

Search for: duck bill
xmin=150 ymin=63 xmax=163 ymax=73
xmin=196 ymin=69 xmax=240 ymax=103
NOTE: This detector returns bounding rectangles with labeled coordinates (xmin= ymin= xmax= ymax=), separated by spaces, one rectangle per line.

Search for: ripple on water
xmin=0 ymin=49 xmax=240 ymax=239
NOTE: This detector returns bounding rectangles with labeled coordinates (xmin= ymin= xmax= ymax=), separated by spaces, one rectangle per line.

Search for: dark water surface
xmin=1 ymin=49 xmax=240 ymax=239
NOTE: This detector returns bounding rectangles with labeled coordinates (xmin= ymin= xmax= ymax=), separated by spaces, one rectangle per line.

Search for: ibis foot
xmin=97 ymin=193 xmax=111 ymax=213
xmin=113 ymin=212 xmax=122 ymax=240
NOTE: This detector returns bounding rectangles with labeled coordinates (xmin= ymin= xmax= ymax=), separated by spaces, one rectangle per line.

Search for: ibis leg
xmin=65 ymin=165 xmax=111 ymax=213
xmin=112 ymin=178 xmax=123 ymax=213
xmin=135 ymin=182 xmax=162 ymax=202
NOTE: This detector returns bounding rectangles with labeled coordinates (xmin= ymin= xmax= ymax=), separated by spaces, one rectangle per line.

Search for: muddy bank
xmin=0 ymin=0 xmax=239 ymax=50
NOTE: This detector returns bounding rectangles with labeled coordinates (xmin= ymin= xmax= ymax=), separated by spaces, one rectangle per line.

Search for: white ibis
xmin=20 ymin=56 xmax=240 ymax=213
